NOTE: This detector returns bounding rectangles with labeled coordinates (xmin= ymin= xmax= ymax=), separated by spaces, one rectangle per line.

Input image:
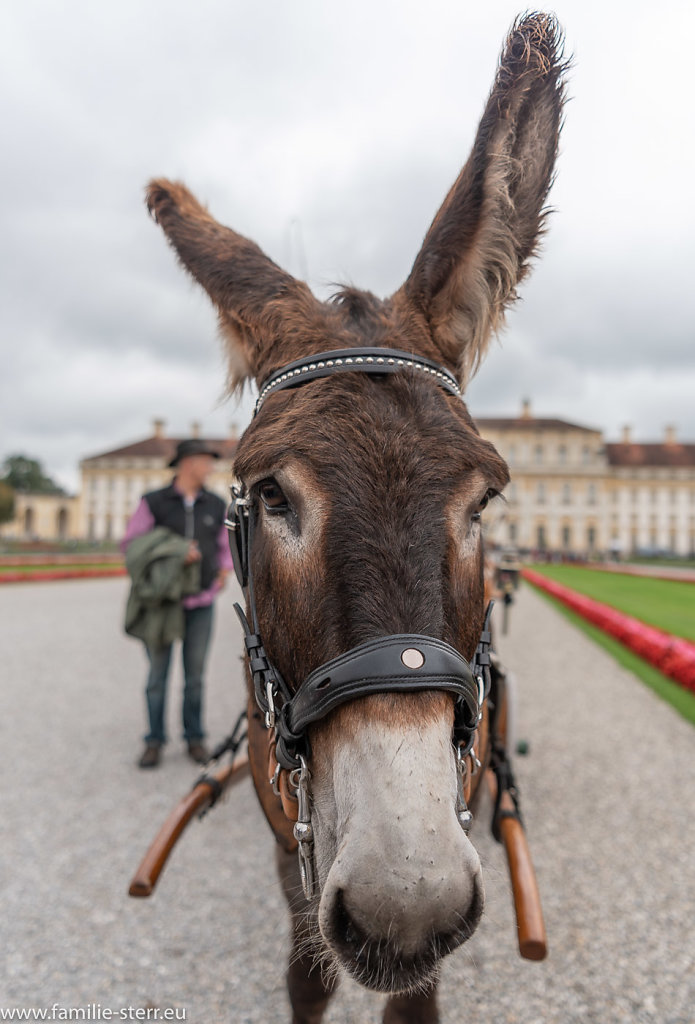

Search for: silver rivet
xmin=401 ymin=648 xmax=425 ymax=669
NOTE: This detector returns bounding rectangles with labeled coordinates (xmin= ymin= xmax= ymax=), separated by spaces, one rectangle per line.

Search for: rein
xmin=226 ymin=347 xmax=494 ymax=898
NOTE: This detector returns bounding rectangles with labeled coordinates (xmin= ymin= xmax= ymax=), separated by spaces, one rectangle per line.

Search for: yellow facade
xmin=477 ymin=407 xmax=695 ymax=557
xmin=6 ymin=412 xmax=694 ymax=555
xmin=0 ymin=492 xmax=80 ymax=542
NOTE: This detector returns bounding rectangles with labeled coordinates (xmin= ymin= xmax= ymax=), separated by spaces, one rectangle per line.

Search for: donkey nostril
xmin=333 ymin=889 xmax=364 ymax=953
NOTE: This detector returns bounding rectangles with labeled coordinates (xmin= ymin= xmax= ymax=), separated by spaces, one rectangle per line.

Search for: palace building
xmin=77 ymin=419 xmax=239 ymax=542
xmin=478 ymin=401 xmax=695 ymax=557
xmin=4 ymin=406 xmax=694 ymax=556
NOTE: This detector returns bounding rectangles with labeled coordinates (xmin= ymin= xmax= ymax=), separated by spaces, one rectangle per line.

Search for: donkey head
xmin=147 ymin=14 xmax=566 ymax=995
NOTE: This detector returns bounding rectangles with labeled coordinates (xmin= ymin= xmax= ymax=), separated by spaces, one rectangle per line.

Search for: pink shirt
xmin=121 ymin=492 xmax=235 ymax=609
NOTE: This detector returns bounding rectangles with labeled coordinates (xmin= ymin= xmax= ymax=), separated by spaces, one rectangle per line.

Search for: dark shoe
xmin=187 ymin=742 xmax=208 ymax=764
xmin=138 ymin=744 xmax=161 ymax=769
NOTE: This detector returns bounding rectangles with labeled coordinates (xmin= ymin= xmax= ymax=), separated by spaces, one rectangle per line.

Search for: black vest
xmin=144 ymin=482 xmax=226 ymax=592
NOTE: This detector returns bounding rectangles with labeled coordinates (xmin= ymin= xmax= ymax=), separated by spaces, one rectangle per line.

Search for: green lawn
xmin=529 ymin=585 xmax=695 ymax=727
xmin=528 ymin=564 xmax=695 ymax=643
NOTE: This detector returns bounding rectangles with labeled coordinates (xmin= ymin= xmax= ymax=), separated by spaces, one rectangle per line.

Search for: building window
xmin=562 ymin=525 xmax=571 ymax=548
xmin=650 ymin=489 xmax=657 ymax=504
xmin=508 ymin=445 xmax=516 ymax=467
xmin=534 ymin=444 xmax=543 ymax=465
xmin=588 ymin=484 xmax=597 ymax=506
xmin=558 ymin=444 xmax=567 ymax=465
xmin=587 ymin=525 xmax=596 ymax=549
xmin=537 ymin=524 xmax=546 ymax=550
xmin=562 ymin=483 xmax=571 ymax=505
xmin=582 ymin=445 xmax=591 ymax=465
xmin=508 ymin=522 xmax=517 ymax=543
xmin=537 ymin=482 xmax=545 ymax=504
xmin=57 ymin=508 xmax=68 ymax=540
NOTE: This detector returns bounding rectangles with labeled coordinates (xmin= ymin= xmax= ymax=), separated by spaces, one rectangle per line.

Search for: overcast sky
xmin=1 ymin=0 xmax=693 ymax=492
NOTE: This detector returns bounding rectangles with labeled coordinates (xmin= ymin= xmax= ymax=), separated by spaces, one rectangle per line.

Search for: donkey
xmin=146 ymin=13 xmax=566 ymax=1023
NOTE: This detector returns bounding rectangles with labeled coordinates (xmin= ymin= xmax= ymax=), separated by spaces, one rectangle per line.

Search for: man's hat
xmin=168 ymin=439 xmax=221 ymax=467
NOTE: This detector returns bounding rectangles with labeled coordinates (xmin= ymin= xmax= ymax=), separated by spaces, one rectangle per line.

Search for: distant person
xmin=121 ymin=439 xmax=234 ymax=768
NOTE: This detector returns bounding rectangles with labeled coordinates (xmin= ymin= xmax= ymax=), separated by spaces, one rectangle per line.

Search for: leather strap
xmin=255 ymin=347 xmax=462 ymax=414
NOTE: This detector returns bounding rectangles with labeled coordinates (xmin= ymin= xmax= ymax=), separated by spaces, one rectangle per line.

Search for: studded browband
xmin=254 ymin=347 xmax=462 ymax=414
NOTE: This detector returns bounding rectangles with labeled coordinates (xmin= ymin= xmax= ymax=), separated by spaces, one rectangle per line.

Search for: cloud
xmin=1 ymin=0 xmax=694 ymax=493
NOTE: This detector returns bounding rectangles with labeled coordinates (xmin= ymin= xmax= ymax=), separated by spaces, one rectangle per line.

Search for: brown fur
xmin=146 ymin=14 xmax=567 ymax=1023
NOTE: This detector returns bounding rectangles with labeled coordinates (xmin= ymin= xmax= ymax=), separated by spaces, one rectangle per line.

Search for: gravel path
xmin=1 ymin=578 xmax=693 ymax=1023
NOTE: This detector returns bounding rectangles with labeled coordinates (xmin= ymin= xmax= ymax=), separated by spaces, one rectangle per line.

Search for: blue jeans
xmin=144 ymin=604 xmax=214 ymax=745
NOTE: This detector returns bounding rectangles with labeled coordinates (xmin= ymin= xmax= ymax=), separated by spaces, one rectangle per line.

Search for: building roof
xmin=605 ymin=443 xmax=695 ymax=468
xmin=475 ymin=416 xmax=599 ymax=434
xmin=81 ymin=435 xmax=238 ymax=464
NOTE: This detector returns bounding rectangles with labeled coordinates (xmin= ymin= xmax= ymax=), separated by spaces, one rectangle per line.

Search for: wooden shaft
xmin=485 ymin=770 xmax=547 ymax=960
xmin=128 ymin=755 xmax=250 ymax=898
xmin=497 ymin=788 xmax=547 ymax=961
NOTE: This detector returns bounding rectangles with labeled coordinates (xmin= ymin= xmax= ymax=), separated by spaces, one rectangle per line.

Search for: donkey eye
xmin=471 ymin=488 xmax=499 ymax=522
xmin=258 ymin=479 xmax=289 ymax=513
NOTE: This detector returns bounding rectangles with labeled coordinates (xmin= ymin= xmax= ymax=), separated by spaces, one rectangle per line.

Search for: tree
xmin=0 ymin=480 xmax=14 ymax=524
xmin=1 ymin=455 xmax=64 ymax=495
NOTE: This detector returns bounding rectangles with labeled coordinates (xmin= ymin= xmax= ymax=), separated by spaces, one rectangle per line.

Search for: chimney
xmin=521 ymin=398 xmax=532 ymax=420
xmin=152 ymin=418 xmax=166 ymax=439
xmin=664 ymin=424 xmax=677 ymax=446
xmin=190 ymin=420 xmax=201 ymax=439
xmin=621 ymin=425 xmax=632 ymax=445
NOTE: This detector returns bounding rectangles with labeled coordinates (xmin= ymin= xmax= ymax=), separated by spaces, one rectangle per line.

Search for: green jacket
xmin=124 ymin=527 xmax=201 ymax=650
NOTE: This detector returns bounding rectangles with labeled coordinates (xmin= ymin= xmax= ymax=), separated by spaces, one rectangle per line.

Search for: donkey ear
xmin=401 ymin=14 xmax=568 ymax=386
xmin=146 ymin=180 xmax=322 ymax=392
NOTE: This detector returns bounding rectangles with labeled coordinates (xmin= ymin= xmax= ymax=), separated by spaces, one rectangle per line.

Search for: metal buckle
xmin=265 ymin=678 xmax=276 ymax=730
xmin=269 ymin=761 xmax=281 ymax=796
xmin=476 ymin=673 xmax=486 ymax=707
xmin=455 ymin=744 xmax=473 ymax=833
xmin=291 ymin=756 xmax=317 ymax=900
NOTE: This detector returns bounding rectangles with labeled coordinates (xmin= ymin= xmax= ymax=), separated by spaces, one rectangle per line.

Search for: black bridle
xmin=226 ymin=347 xmax=493 ymax=775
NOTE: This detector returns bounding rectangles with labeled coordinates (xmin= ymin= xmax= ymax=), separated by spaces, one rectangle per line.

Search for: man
xmin=122 ymin=438 xmax=234 ymax=768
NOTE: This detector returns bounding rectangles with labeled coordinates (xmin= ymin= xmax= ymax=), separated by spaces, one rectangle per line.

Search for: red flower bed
xmin=523 ymin=569 xmax=695 ymax=693
xmin=0 ymin=568 xmax=127 ymax=584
